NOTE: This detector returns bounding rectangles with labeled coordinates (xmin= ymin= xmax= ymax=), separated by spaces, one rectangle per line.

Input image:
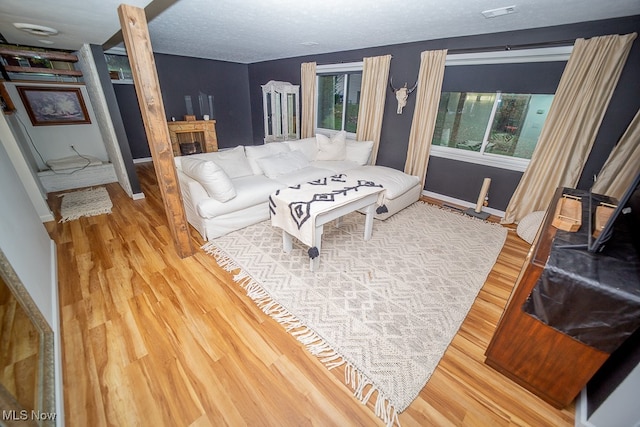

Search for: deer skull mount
xmin=389 ymin=77 xmax=417 ymax=114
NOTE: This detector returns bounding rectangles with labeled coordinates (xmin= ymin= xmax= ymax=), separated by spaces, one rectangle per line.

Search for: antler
xmin=390 ymin=76 xmax=418 ymax=93
xmin=389 ymin=76 xmax=398 ymax=93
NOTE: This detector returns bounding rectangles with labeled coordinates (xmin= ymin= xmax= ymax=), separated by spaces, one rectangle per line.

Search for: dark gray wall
xmin=154 ymin=54 xmax=253 ymax=149
xmin=90 ymin=44 xmax=142 ymax=194
xmin=114 ymin=53 xmax=254 ymax=158
xmin=113 ymin=83 xmax=149 ymax=158
xmin=247 ymin=16 xmax=640 ymax=210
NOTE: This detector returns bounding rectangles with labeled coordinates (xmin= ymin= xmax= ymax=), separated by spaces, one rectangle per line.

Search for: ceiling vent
xmin=481 ymin=6 xmax=517 ymax=18
xmin=13 ymin=23 xmax=59 ymax=36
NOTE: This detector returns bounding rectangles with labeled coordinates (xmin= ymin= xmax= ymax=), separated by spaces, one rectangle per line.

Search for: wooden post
xmin=118 ymin=4 xmax=194 ymax=258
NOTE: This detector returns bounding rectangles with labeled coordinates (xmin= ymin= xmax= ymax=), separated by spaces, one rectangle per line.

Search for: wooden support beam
xmin=118 ymin=4 xmax=194 ymax=258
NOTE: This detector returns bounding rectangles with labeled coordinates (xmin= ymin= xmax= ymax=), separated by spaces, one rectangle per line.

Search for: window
xmin=429 ymin=46 xmax=571 ymax=172
xmin=104 ymin=53 xmax=133 ymax=81
xmin=316 ymin=62 xmax=362 ymax=135
xmin=432 ymin=91 xmax=554 ymax=160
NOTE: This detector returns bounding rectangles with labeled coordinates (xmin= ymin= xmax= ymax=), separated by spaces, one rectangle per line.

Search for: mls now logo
xmin=2 ymin=410 xmax=57 ymax=421
xmin=2 ymin=410 xmax=28 ymax=421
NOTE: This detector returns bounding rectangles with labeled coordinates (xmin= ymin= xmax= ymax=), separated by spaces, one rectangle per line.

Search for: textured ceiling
xmin=1 ymin=0 xmax=639 ymax=63
xmin=0 ymin=0 xmax=152 ymax=49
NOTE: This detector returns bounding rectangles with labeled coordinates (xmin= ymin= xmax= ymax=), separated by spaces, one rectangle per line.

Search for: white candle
xmin=475 ymin=178 xmax=491 ymax=213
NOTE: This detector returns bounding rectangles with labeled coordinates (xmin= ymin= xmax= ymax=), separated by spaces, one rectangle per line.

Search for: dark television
xmin=589 ymin=170 xmax=640 ymax=253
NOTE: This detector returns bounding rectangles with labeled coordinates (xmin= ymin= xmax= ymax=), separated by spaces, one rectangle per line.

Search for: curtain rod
xmin=446 ymin=39 xmax=575 ymax=55
xmin=319 ymin=39 xmax=576 ymax=66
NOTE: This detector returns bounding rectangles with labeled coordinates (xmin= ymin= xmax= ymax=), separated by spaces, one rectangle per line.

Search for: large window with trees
xmin=316 ymin=62 xmax=362 ymax=135
xmin=429 ymin=46 xmax=572 ymax=171
xmin=432 ymin=91 xmax=554 ymax=160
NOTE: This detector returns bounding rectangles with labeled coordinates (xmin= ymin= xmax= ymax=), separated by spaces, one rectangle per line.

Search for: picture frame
xmin=16 ymin=86 xmax=91 ymax=126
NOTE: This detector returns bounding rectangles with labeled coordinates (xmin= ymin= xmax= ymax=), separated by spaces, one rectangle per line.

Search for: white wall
xmin=0 ymin=113 xmax=53 ymax=221
xmin=576 ymin=362 xmax=640 ymax=427
xmin=4 ymin=82 xmax=109 ymax=170
xmin=0 ymin=117 xmax=64 ymax=425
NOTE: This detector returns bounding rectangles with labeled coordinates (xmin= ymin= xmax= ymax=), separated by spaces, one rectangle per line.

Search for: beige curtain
xmin=355 ymin=55 xmax=392 ymax=164
xmin=592 ymin=108 xmax=640 ymax=199
xmin=502 ymin=33 xmax=637 ymax=224
xmin=301 ymin=62 xmax=316 ymax=138
xmin=404 ymin=49 xmax=448 ymax=188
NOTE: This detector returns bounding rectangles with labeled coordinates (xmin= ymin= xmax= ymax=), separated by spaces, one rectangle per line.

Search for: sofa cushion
xmin=271 ymin=166 xmax=336 ymax=186
xmin=316 ymin=131 xmax=347 ymax=161
xmin=310 ymin=160 xmax=359 ymax=174
xmin=197 ymin=175 xmax=284 ymax=219
xmin=347 ymin=165 xmax=420 ymax=199
xmin=255 ymin=150 xmax=310 ymax=179
xmin=245 ymin=143 xmax=291 ymax=175
xmin=180 ymin=157 xmax=236 ymax=202
xmin=346 ymin=140 xmax=374 ymax=165
xmin=284 ymin=137 xmax=318 ymax=161
xmin=174 ymin=146 xmax=253 ymax=179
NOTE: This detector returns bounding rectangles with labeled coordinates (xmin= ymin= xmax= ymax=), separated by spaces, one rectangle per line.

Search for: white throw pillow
xmin=245 ymin=143 xmax=291 ymax=175
xmin=175 ymin=146 xmax=253 ymax=179
xmin=285 ymin=137 xmax=318 ymax=161
xmin=180 ymin=157 xmax=236 ymax=202
xmin=209 ymin=146 xmax=254 ymax=178
xmin=255 ymin=150 xmax=310 ymax=179
xmin=346 ymin=140 xmax=374 ymax=165
xmin=316 ymin=131 xmax=347 ymax=161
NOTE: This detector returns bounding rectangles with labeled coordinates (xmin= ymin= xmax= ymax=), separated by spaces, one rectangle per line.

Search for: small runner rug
xmin=59 ymin=187 xmax=112 ymax=223
xmin=202 ymin=202 xmax=507 ymax=426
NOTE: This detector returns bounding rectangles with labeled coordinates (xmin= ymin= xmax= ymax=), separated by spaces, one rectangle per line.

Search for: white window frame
xmin=429 ymin=45 xmax=573 ymax=172
xmin=315 ymin=61 xmax=363 ymax=138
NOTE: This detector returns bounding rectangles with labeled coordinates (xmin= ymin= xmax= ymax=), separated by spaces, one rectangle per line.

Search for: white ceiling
xmin=1 ymin=0 xmax=639 ymax=64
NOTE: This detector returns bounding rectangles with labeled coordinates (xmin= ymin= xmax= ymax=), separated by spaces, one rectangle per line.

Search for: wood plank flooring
xmin=45 ymin=162 xmax=574 ymax=426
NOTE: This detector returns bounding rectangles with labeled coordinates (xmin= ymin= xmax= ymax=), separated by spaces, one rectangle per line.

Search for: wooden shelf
xmin=3 ymin=65 xmax=83 ymax=77
xmin=0 ymin=45 xmax=81 ymax=80
xmin=0 ymin=47 xmax=78 ymax=62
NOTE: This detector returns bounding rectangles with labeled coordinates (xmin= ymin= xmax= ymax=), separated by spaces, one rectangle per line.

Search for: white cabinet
xmin=262 ymin=80 xmax=299 ymax=142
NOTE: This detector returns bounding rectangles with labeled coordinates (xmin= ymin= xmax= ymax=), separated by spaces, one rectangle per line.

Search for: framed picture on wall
xmin=16 ymin=86 xmax=91 ymax=126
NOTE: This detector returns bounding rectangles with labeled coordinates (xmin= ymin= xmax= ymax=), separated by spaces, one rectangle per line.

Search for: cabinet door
xmin=285 ymin=92 xmax=297 ymax=139
xmin=262 ymin=81 xmax=299 ymax=142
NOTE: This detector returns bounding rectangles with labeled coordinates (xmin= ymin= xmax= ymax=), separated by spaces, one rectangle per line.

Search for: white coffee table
xmin=269 ymin=175 xmax=384 ymax=271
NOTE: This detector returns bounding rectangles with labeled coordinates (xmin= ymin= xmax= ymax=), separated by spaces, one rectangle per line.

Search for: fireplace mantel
xmin=167 ymin=120 xmax=218 ymax=156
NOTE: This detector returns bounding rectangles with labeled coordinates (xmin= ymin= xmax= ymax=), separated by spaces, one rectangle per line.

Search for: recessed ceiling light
xmin=13 ymin=22 xmax=59 ymax=36
xmin=481 ymin=5 xmax=517 ymax=18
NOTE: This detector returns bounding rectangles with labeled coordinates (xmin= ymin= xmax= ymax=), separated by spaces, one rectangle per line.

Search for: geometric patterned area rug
xmin=203 ymin=202 xmax=507 ymax=426
xmin=59 ymin=187 xmax=112 ymax=223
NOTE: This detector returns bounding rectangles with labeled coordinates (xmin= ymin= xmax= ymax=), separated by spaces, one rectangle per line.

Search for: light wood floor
xmin=45 ymin=162 xmax=574 ymax=426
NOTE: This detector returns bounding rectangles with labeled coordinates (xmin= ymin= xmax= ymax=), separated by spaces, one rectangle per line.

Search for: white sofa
xmin=174 ymin=132 xmax=422 ymax=241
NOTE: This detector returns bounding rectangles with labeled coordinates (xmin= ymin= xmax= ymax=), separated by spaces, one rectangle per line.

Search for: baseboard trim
xmin=40 ymin=212 xmax=55 ymax=222
xmin=50 ymin=240 xmax=65 ymax=427
xmin=422 ymin=190 xmax=505 ymax=218
xmin=133 ymin=157 xmax=153 ymax=164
